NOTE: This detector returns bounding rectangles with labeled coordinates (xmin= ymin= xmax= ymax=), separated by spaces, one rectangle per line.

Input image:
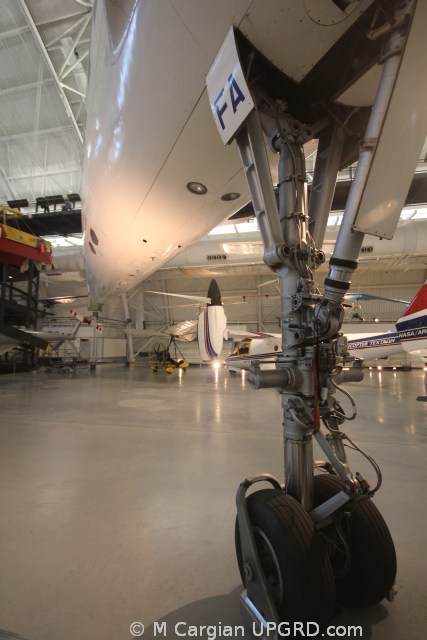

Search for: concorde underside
xmin=204 ymin=0 xmax=427 ymax=634
xmin=83 ymin=0 xmax=412 ymax=305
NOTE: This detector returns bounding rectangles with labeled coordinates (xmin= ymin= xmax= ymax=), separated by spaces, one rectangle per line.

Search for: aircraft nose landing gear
xmin=236 ymin=472 xmax=397 ymax=638
xmin=228 ymin=104 xmax=396 ymax=632
xmin=235 ymin=475 xmax=335 ymax=636
xmin=204 ymin=2 xmax=422 ymax=631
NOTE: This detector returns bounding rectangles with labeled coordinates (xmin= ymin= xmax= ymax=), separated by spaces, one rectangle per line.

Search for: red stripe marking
xmin=402 ymin=283 xmax=427 ymax=318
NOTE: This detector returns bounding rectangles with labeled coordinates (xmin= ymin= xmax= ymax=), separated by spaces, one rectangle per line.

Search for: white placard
xmin=206 ymin=28 xmax=254 ymax=145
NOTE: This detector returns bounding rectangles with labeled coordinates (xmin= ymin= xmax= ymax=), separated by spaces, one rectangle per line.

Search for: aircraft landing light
xmin=221 ymin=192 xmax=240 ymax=201
xmin=186 ymin=182 xmax=208 ymax=195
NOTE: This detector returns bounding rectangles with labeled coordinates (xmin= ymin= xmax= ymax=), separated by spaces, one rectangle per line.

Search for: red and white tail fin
xmin=397 ymin=282 xmax=427 ymax=322
xmin=395 ymin=281 xmax=427 ymax=355
xmin=197 ymin=279 xmax=227 ymax=361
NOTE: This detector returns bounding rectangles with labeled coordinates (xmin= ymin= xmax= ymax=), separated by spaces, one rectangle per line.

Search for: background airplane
xmin=141 ymin=278 xmax=408 ymax=363
xmin=0 ymin=310 xmax=94 ymax=357
xmin=224 ymin=281 xmax=427 ymax=372
xmin=124 ymin=279 xmax=227 ymax=362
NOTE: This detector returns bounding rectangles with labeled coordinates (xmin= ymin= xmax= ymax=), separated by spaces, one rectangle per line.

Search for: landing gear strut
xmin=230 ymin=100 xmax=398 ymax=630
xmin=203 ymin=1 xmax=423 ymax=632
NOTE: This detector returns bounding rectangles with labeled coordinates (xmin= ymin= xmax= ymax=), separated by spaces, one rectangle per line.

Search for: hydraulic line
xmin=344 ymin=434 xmax=383 ymax=495
xmin=328 ymin=376 xmax=357 ymax=421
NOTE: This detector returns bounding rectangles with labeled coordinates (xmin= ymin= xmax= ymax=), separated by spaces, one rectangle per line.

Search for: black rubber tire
xmin=235 ymin=489 xmax=335 ymax=626
xmin=313 ymin=474 xmax=397 ymax=608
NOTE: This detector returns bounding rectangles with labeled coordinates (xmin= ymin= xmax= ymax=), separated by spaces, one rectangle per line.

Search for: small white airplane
xmin=124 ymin=279 xmax=227 ymax=361
xmin=224 ymin=281 xmax=427 ymax=371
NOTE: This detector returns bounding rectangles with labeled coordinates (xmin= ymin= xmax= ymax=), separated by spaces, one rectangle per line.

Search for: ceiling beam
xmin=60 ymin=83 xmax=86 ymax=99
xmin=61 ymin=50 xmax=89 ymax=82
xmin=5 ymin=167 xmax=81 ymax=180
xmin=0 ymin=25 xmax=31 ymax=41
xmin=35 ymin=10 xmax=90 ymax=29
xmin=0 ymin=79 xmax=54 ymax=97
xmin=0 ymin=125 xmax=75 ymax=143
xmin=45 ymin=13 xmax=88 ymax=49
xmin=58 ymin=12 xmax=92 ymax=79
xmin=18 ymin=0 xmax=85 ymax=147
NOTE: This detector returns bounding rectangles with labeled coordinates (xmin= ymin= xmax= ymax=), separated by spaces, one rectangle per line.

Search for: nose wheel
xmin=235 ymin=473 xmax=397 ymax=636
xmin=312 ymin=474 xmax=397 ymax=608
xmin=235 ymin=477 xmax=335 ymax=631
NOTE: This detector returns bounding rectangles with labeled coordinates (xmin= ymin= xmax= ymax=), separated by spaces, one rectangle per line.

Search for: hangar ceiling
xmin=0 ymin=0 xmax=92 ymax=206
xmin=1 ymin=0 xmax=427 ymax=225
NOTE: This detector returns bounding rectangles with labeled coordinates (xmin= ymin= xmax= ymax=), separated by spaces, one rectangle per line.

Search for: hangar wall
xmin=142 ymin=268 xmax=427 ymax=333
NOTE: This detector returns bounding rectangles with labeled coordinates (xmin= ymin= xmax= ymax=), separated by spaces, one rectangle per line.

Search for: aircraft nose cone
xmin=207 ymin=279 xmax=222 ymax=306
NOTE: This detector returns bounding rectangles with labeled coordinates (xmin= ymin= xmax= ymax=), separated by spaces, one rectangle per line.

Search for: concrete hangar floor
xmin=0 ymin=363 xmax=425 ymax=640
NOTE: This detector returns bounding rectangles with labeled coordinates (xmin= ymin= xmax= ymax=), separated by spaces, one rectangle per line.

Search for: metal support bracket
xmin=310 ymin=488 xmax=351 ymax=525
xmin=314 ymin=431 xmax=352 ymax=484
xmin=235 ymin=112 xmax=286 ymax=269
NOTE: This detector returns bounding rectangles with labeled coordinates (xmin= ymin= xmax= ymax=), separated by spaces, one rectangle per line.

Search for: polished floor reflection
xmin=0 ymin=365 xmax=425 ymax=640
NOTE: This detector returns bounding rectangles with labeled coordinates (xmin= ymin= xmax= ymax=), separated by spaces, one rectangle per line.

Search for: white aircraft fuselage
xmin=225 ymin=282 xmax=427 ymax=371
xmin=82 ymin=0 xmax=378 ymax=307
xmin=225 ymin=330 xmax=412 ymax=372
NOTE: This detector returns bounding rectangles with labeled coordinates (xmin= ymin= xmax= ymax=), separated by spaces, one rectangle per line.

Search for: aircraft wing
xmin=345 ymin=293 xmax=409 ymax=304
xmin=144 ymin=291 xmax=211 ymax=304
xmin=126 ymin=319 xmax=198 ymax=342
xmin=0 ymin=336 xmax=20 ymax=356
xmin=40 ymin=295 xmax=89 ymax=307
xmin=0 ymin=323 xmax=49 ymax=353
xmin=227 ymin=328 xmax=281 ymax=340
xmin=3 ymin=311 xmax=86 ymax=354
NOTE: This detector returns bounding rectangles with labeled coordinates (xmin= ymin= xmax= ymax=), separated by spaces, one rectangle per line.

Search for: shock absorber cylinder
xmin=275 ymin=132 xmax=317 ymax=509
